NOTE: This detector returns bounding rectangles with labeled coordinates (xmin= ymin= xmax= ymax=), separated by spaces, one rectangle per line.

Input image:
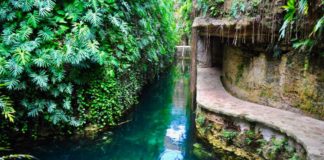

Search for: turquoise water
xmin=13 ymin=58 xmax=197 ymax=160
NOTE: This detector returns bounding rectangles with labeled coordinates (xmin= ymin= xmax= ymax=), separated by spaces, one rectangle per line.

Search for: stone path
xmin=197 ymin=67 xmax=324 ymax=160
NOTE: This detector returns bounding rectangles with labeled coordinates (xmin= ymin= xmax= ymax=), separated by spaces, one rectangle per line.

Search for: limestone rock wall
xmin=222 ymin=46 xmax=324 ymax=119
xmin=195 ymin=106 xmax=306 ymax=160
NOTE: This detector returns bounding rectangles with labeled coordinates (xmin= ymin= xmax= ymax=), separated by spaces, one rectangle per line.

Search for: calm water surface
xmin=13 ymin=58 xmax=197 ymax=160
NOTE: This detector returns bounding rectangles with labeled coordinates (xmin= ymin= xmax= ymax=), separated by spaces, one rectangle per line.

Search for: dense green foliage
xmin=0 ymin=0 xmax=177 ymax=133
xmin=77 ymin=69 xmax=142 ymax=127
xmin=280 ymin=0 xmax=323 ymax=55
xmin=176 ymin=0 xmax=193 ymax=44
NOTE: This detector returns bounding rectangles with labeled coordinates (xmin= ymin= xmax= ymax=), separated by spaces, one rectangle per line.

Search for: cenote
xmin=2 ymin=0 xmax=323 ymax=160
xmin=7 ymin=58 xmax=208 ymax=160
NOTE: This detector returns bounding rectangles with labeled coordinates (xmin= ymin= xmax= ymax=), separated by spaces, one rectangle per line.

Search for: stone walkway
xmin=197 ymin=67 xmax=324 ymax=160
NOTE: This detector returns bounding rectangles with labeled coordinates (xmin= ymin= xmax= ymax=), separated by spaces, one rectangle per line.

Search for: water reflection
xmin=159 ymin=58 xmax=191 ymax=160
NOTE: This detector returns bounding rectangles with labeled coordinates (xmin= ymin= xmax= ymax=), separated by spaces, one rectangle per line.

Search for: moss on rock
xmin=195 ymin=110 xmax=306 ymax=160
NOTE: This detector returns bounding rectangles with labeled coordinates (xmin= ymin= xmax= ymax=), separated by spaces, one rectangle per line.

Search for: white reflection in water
xmin=159 ymin=149 xmax=183 ymax=160
xmin=166 ymin=125 xmax=186 ymax=143
xmin=160 ymin=59 xmax=190 ymax=160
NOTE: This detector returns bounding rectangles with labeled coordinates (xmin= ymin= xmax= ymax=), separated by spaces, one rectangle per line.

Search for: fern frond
xmin=4 ymin=77 xmax=20 ymax=90
xmin=109 ymin=15 xmax=129 ymax=34
xmin=35 ymin=0 xmax=55 ymax=17
xmin=65 ymin=83 xmax=73 ymax=94
xmin=49 ymin=49 xmax=64 ymax=67
xmin=50 ymin=67 xmax=65 ymax=83
xmin=0 ymin=2 xmax=10 ymax=21
xmin=63 ymin=98 xmax=71 ymax=110
xmin=73 ymin=22 xmax=91 ymax=40
xmin=69 ymin=117 xmax=82 ymax=127
xmin=38 ymin=26 xmax=54 ymax=41
xmin=87 ymin=40 xmax=99 ymax=54
xmin=6 ymin=12 xmax=16 ymax=21
xmin=57 ymin=83 xmax=73 ymax=94
xmin=27 ymin=12 xmax=40 ymax=28
xmin=50 ymin=109 xmax=67 ymax=125
xmin=0 ymin=93 xmax=15 ymax=122
xmin=30 ymin=70 xmax=49 ymax=88
xmin=33 ymin=51 xmax=50 ymax=68
xmin=3 ymin=30 xmax=18 ymax=46
xmin=10 ymin=0 xmax=34 ymax=12
xmin=5 ymin=59 xmax=23 ymax=76
xmin=28 ymin=108 xmax=40 ymax=117
xmin=26 ymin=99 xmax=48 ymax=117
xmin=0 ymin=57 xmax=7 ymax=75
xmin=83 ymin=9 xmax=103 ymax=27
xmin=18 ymin=26 xmax=33 ymax=41
xmin=46 ymin=101 xmax=56 ymax=113
xmin=64 ymin=1 xmax=84 ymax=22
xmin=13 ymin=48 xmax=31 ymax=65
xmin=19 ymin=39 xmax=40 ymax=52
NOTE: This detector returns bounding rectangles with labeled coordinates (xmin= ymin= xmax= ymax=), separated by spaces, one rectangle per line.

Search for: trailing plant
xmin=280 ymin=0 xmax=323 ymax=56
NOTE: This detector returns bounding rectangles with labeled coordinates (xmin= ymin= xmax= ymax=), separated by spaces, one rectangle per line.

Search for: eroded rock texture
xmin=222 ymin=46 xmax=324 ymax=119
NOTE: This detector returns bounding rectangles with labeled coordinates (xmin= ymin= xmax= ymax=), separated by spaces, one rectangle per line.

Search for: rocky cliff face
xmin=222 ymin=46 xmax=324 ymax=119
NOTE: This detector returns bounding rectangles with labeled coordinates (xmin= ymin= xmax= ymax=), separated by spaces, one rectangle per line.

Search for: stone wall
xmin=195 ymin=106 xmax=307 ymax=160
xmin=222 ymin=46 xmax=324 ymax=119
